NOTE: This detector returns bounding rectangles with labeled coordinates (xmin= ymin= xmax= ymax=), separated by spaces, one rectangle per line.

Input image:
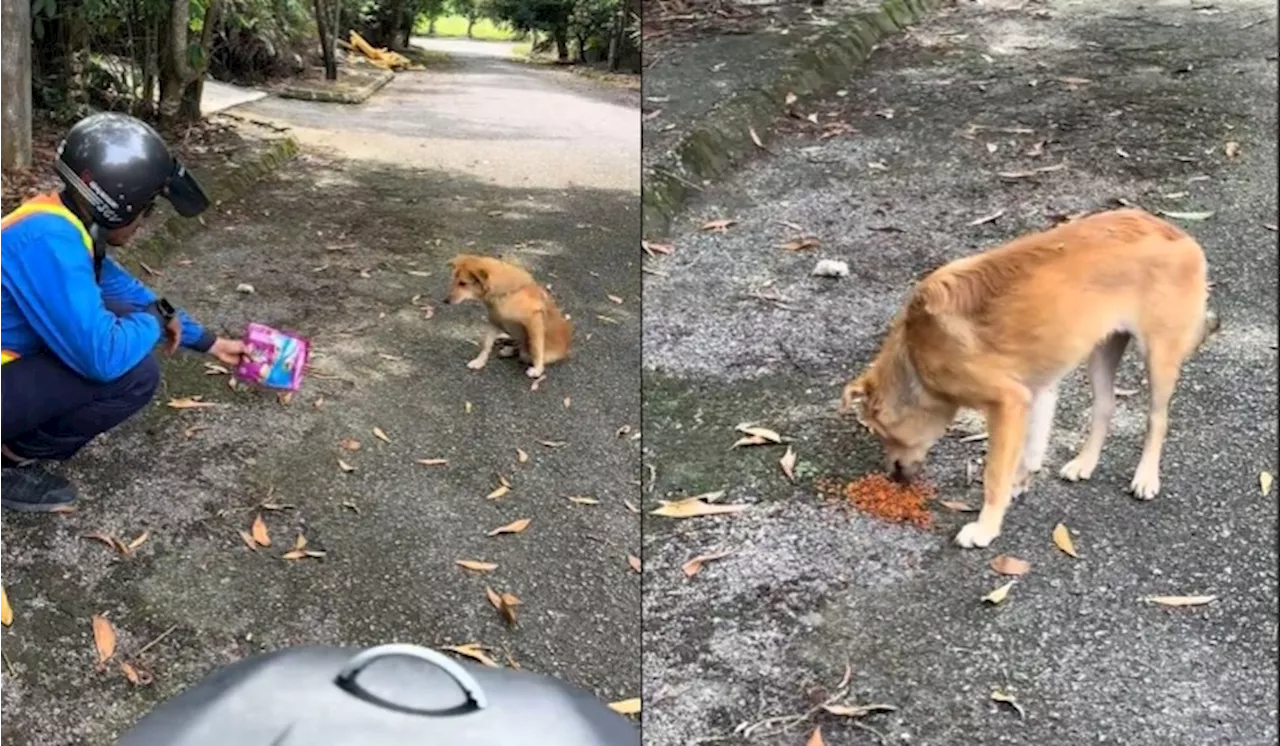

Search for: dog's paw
xmin=1059 ymin=456 xmax=1096 ymax=482
xmin=1129 ymin=468 xmax=1160 ymax=501
xmin=526 ymin=365 xmax=545 ymax=379
xmin=467 ymin=358 xmax=488 ymax=371
xmin=1024 ymin=454 xmax=1045 ymax=474
xmin=1011 ymin=472 xmax=1033 ymax=498
xmin=497 ymin=346 xmax=518 ymax=358
xmin=954 ymin=520 xmax=999 ymax=549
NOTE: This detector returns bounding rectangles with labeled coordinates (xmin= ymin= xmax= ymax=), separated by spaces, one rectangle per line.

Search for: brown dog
xmin=444 ymin=254 xmax=573 ymax=378
xmin=842 ymin=209 xmax=1217 ymax=548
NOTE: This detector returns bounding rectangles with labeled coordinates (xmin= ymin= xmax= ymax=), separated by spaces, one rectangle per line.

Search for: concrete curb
xmin=277 ymin=68 xmax=395 ymax=103
xmin=642 ymin=0 xmax=952 ymax=238
xmin=121 ymin=134 xmax=300 ymax=272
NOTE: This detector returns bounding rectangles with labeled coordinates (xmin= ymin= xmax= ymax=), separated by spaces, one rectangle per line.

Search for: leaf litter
xmin=488 ymin=518 xmax=531 ymax=536
xmin=682 ymin=550 xmax=733 ymax=578
xmin=1052 ymin=523 xmax=1080 ymax=558
xmin=456 ymin=560 xmax=498 ymax=572
xmin=92 ymin=614 xmax=117 ymax=666
xmin=989 ymin=555 xmax=1031 ymax=576
xmin=443 ymin=643 xmax=499 ymax=667
xmin=1 ymin=587 xmax=12 ymax=627
xmin=1142 ymin=595 xmax=1216 ymax=607
xmin=651 ymin=491 xmax=749 ymax=519
xmin=982 ymin=581 xmax=1015 ymax=605
xmin=991 ymin=690 xmax=1025 ymax=718
xmin=485 ymin=586 xmax=523 ymax=625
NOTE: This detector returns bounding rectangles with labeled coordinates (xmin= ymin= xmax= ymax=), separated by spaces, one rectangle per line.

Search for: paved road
xmin=643 ymin=2 xmax=1277 ymax=745
xmin=1 ymin=40 xmax=640 ymax=744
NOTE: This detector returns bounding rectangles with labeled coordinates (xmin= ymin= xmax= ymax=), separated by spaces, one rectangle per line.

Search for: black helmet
xmin=54 ymin=112 xmax=210 ymax=230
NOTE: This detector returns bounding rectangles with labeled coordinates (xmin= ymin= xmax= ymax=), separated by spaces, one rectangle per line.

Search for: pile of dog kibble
xmin=817 ymin=473 xmax=936 ymax=528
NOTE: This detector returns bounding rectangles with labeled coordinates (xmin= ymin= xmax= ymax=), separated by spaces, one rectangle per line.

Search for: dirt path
xmin=642 ymin=2 xmax=1277 ymax=744
xmin=1 ymin=45 xmax=640 ymax=745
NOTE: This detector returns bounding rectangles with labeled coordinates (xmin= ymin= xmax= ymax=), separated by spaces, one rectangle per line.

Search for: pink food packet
xmin=233 ymin=323 xmax=310 ymax=391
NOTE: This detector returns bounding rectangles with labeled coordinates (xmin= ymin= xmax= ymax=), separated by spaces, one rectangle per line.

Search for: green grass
xmin=414 ymin=15 xmax=520 ymax=41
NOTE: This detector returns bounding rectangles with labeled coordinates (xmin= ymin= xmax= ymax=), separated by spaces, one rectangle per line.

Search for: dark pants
xmin=1 ymin=301 xmax=161 ymax=462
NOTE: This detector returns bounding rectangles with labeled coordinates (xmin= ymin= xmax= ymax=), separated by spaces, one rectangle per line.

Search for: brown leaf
xmin=1 ymin=586 xmax=12 ymax=626
xmin=372 ymin=427 xmax=391 ymax=444
xmin=940 ymin=500 xmax=978 ymax=512
xmin=251 ymin=515 xmax=271 ymax=547
xmin=166 ymin=397 xmax=220 ymax=409
xmin=568 ymin=496 xmax=600 ymax=505
xmin=731 ymin=435 xmax=770 ymax=448
xmin=628 ymin=555 xmax=642 ymax=573
xmin=780 ymin=237 xmax=821 ymax=251
xmin=982 ymin=580 xmax=1015 ymax=605
xmin=340 ymin=438 xmax=362 ymax=451
xmin=488 ymin=518 xmax=531 ymax=536
xmin=1142 ymin=594 xmax=1217 ymax=607
xmin=282 ymin=549 xmax=309 ymax=560
xmin=823 ymin=703 xmax=898 ymax=718
xmin=749 ymin=126 xmax=766 ymax=150
xmin=989 ymin=554 xmax=1031 ymax=576
xmin=734 ymin=423 xmax=783 ymax=443
xmin=238 ymin=530 xmax=258 ymax=550
xmin=127 ymin=531 xmax=150 ymax=551
xmin=609 ymin=698 xmax=641 ymax=715
xmin=681 ymin=549 xmax=734 ymax=578
xmin=780 ymin=446 xmax=797 ymax=482
xmin=92 ymin=614 xmax=116 ymax=665
xmin=516 ymin=448 xmax=529 ymax=463
xmin=456 ymin=559 xmax=498 ymax=572
xmin=119 ymin=661 xmax=151 ymax=686
xmin=1052 ymin=523 xmax=1079 ymax=558
xmin=338 ymin=459 xmax=357 ymax=473
xmin=417 ymin=458 xmax=449 ymax=466
xmin=652 ymin=493 xmax=748 ymax=519
xmin=443 ymin=643 xmax=499 ymax=668
xmin=806 ymin=727 xmax=826 ymax=746
xmin=641 ymin=241 xmax=674 ymax=255
xmin=699 ymin=218 xmax=737 ymax=232
xmin=486 ymin=484 xmax=511 ymax=500
xmin=83 ymin=532 xmax=125 ymax=554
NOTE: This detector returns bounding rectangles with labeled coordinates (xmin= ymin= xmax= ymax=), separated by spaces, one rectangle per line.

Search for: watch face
xmin=157 ymin=299 xmax=175 ymax=318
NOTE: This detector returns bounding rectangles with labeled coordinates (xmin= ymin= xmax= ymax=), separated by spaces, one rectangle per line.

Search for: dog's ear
xmin=471 ymin=265 xmax=490 ymax=289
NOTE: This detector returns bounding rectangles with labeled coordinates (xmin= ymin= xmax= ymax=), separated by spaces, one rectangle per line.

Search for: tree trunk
xmin=466 ymin=16 xmax=476 ymax=38
xmin=387 ymin=0 xmax=406 ymax=49
xmin=428 ymin=17 xmax=437 ymax=35
xmin=575 ymin=34 xmax=586 ymax=64
xmin=607 ymin=0 xmax=625 ymax=71
xmin=159 ymin=0 xmax=219 ymax=125
xmin=553 ymin=26 xmax=569 ymax=62
xmin=178 ymin=0 xmax=221 ymax=121
xmin=314 ymin=0 xmax=338 ymax=81
xmin=1 ymin=0 xmax=33 ymax=168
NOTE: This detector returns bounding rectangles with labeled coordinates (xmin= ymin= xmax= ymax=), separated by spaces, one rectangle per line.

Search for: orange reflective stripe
xmin=0 ymin=192 xmax=93 ymax=255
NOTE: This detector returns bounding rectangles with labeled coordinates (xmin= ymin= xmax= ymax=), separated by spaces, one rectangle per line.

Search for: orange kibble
xmin=817 ymin=473 xmax=935 ymax=528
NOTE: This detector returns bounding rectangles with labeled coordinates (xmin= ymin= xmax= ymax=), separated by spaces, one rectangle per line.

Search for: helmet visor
xmin=165 ymin=159 xmax=210 ymax=217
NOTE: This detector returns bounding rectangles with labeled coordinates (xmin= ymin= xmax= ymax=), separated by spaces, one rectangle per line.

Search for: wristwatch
xmin=154 ymin=298 xmax=176 ymax=324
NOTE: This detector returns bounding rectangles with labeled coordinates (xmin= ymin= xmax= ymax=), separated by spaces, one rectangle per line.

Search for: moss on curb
xmin=278 ymin=69 xmax=395 ymax=103
xmin=642 ymin=0 xmax=951 ymax=238
xmin=119 ymin=135 xmax=300 ymax=273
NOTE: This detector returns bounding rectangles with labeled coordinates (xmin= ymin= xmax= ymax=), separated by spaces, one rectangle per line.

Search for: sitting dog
xmin=444 ymin=254 xmax=573 ymax=379
xmin=841 ymin=209 xmax=1218 ymax=549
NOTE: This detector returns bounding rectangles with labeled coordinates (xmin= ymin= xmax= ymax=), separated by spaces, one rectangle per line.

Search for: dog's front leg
xmin=468 ymin=328 xmax=500 ymax=370
xmin=956 ymin=394 xmax=1029 ymax=549
xmin=524 ymin=312 xmax=547 ymax=378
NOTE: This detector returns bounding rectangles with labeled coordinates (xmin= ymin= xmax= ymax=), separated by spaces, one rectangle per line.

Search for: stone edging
xmin=122 ymin=134 xmax=300 ymax=272
xmin=642 ymin=0 xmax=953 ymax=237
xmin=277 ymin=69 xmax=395 ymax=103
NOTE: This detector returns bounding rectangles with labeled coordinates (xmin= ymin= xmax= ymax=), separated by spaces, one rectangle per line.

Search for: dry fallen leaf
xmin=340 ymin=438 xmax=362 ymax=451
xmin=749 ymin=126 xmax=767 ymax=150
xmin=1 ymin=586 xmax=12 ymax=627
xmin=1142 ymin=595 xmax=1217 ymax=607
xmin=780 ymin=446 xmax=797 ymax=482
xmin=1159 ymin=209 xmax=1215 ymax=222
xmin=92 ymin=614 xmax=116 ymax=665
xmin=373 ymin=427 xmax=391 ymax=444
xmin=940 ymin=500 xmax=978 ymax=512
xmin=418 ymin=458 xmax=448 ymax=466
xmin=127 ymin=532 xmax=150 ymax=551
xmin=651 ymin=494 xmax=748 ymax=519
xmin=282 ymin=549 xmax=309 ymax=560
xmin=806 ymin=727 xmax=826 ymax=746
xmin=628 ymin=555 xmax=642 ymax=573
xmin=516 ymin=448 xmax=529 ymax=463
xmin=568 ymin=496 xmax=600 ymax=505
xmin=607 ymin=294 xmax=624 ymax=305
xmin=338 ymin=459 xmax=357 ymax=473
xmin=486 ymin=586 xmax=522 ymax=625
xmin=731 ymin=435 xmax=770 ymax=448
xmin=1260 ymin=471 xmax=1273 ymax=497
xmin=735 ymin=423 xmax=783 ymax=443
xmin=823 ymin=703 xmax=898 ymax=718
xmin=624 ymin=500 xmax=640 ymax=514
xmin=251 ymin=515 xmax=271 ymax=547
xmin=488 ymin=518 xmax=531 ymax=536
xmin=699 ymin=218 xmax=736 ymax=232
xmin=1052 ymin=523 xmax=1079 ymax=558
xmin=166 ymin=397 xmax=219 ymax=410
xmin=539 ymin=440 xmax=567 ymax=448
xmin=780 ymin=237 xmax=821 ymax=251
xmin=456 ymin=560 xmax=498 ymax=572
xmin=83 ymin=532 xmax=127 ymax=554
xmin=238 ymin=530 xmax=258 ymax=550
xmin=609 ymin=698 xmax=641 ymax=715
xmin=443 ymin=643 xmax=499 ymax=667
xmin=989 ymin=554 xmax=1031 ymax=576
xmin=120 ymin=661 xmax=149 ymax=686
xmin=682 ymin=549 xmax=733 ymax=578
xmin=991 ymin=690 xmax=1025 ymax=718
xmin=969 ymin=209 xmax=1005 ymax=226
xmin=486 ymin=484 xmax=511 ymax=500
xmin=563 ymin=396 xmax=572 ymax=409
xmin=982 ymin=580 xmax=1015 ymax=605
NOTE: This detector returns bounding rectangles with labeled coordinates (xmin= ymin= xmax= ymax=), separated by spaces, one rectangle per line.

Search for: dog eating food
xmin=444 ymin=254 xmax=574 ymax=379
xmin=842 ymin=208 xmax=1218 ymax=549
xmin=818 ymin=473 xmax=936 ymax=528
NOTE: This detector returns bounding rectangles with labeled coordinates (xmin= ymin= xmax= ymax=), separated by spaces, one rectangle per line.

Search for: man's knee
xmin=115 ymin=353 xmax=161 ymax=405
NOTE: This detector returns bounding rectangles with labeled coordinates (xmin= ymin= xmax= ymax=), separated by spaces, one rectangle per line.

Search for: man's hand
xmin=162 ymin=317 xmax=182 ymax=355
xmin=209 ymin=337 xmax=246 ymax=367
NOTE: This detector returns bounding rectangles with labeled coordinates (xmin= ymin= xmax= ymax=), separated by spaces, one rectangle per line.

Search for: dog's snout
xmin=890 ymin=461 xmax=908 ymax=483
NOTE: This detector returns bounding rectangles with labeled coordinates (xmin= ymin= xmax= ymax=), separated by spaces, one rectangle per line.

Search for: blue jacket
xmin=1 ymin=207 xmax=215 ymax=383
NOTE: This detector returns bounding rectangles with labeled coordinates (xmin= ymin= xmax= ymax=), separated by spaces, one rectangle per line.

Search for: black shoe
xmin=1 ymin=466 xmax=78 ymax=512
